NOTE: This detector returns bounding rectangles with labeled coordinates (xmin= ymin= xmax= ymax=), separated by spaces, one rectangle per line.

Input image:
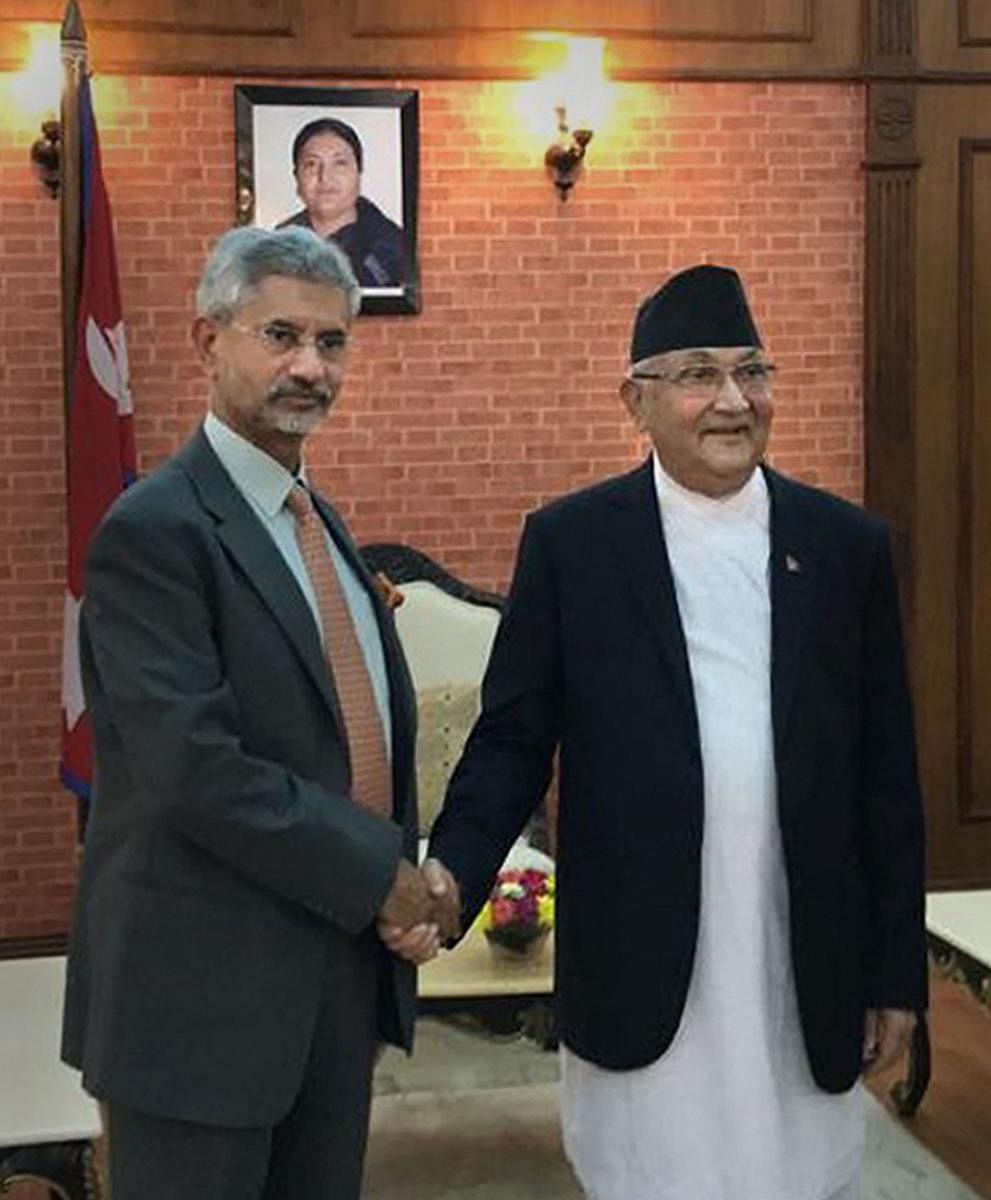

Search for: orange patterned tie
xmin=286 ymin=483 xmax=392 ymax=819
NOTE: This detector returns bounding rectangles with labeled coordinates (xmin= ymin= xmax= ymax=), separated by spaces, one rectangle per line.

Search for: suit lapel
xmin=765 ymin=467 xmax=817 ymax=757
xmin=607 ymin=460 xmax=701 ymax=758
xmin=177 ymin=430 xmax=346 ymax=732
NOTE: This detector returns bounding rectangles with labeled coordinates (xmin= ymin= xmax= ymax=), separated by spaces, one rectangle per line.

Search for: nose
xmin=286 ymin=340 xmax=331 ymax=384
xmin=712 ymin=373 xmax=749 ymax=411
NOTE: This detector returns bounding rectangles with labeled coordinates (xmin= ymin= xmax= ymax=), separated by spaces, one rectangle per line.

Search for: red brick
xmin=0 ymin=73 xmax=866 ymax=938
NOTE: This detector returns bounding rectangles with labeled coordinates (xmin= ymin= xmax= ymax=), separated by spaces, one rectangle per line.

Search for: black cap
xmin=630 ymin=265 xmax=762 ymax=363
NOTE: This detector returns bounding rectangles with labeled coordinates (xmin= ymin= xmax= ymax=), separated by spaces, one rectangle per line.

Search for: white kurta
xmin=560 ymin=459 xmax=864 ymax=1200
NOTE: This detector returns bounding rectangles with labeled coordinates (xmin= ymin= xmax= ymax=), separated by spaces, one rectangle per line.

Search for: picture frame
xmin=234 ymin=84 xmax=421 ymax=316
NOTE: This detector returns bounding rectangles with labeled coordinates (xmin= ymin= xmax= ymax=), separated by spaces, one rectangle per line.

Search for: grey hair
xmin=195 ymin=226 xmax=362 ymax=322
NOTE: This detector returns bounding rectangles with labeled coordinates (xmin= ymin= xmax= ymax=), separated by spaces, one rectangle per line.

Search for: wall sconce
xmin=9 ymin=23 xmax=64 ymax=198
xmin=31 ymin=118 xmax=62 ymax=198
xmin=522 ymin=35 xmax=610 ymax=202
xmin=545 ymin=105 xmax=593 ymax=200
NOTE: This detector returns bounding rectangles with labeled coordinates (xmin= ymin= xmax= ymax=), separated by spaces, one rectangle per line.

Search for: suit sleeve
xmin=82 ymin=505 xmax=402 ymax=937
xmin=428 ymin=513 xmax=562 ymax=928
xmin=860 ymin=525 xmax=928 ymax=1010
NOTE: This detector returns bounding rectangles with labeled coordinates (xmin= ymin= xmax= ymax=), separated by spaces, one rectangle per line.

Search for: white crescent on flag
xmin=86 ymin=316 xmax=133 ymax=416
xmin=61 ymin=590 xmax=85 ymax=732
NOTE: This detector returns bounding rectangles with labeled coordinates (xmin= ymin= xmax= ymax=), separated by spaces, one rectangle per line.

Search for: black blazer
xmin=62 ymin=428 xmax=419 ymax=1126
xmin=429 ymin=459 xmax=927 ymax=1092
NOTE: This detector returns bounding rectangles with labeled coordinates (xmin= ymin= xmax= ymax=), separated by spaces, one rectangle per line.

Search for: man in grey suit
xmin=61 ymin=226 xmax=458 ymax=1199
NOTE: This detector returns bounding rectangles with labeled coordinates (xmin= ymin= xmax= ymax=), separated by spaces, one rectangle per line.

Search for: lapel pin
xmin=785 ymin=554 xmax=802 ymax=574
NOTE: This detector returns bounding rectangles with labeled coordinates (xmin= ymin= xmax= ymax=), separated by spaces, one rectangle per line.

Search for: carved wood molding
xmin=863 ymin=169 xmax=918 ymax=630
xmin=865 ymin=0 xmax=917 ymax=67
xmin=956 ymin=137 xmax=991 ymax=822
xmin=866 ymin=81 xmax=920 ymax=167
xmin=959 ymin=0 xmax=991 ymax=46
xmin=863 ymin=80 xmax=920 ymax=642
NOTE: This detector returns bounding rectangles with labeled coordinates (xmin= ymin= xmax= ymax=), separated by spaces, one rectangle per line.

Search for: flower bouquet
xmin=479 ymin=868 xmax=554 ymax=957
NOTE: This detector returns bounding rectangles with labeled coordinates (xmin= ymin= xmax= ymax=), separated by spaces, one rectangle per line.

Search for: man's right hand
xmin=376 ymin=858 xmax=462 ymax=962
xmin=377 ymin=858 xmax=434 ymax=930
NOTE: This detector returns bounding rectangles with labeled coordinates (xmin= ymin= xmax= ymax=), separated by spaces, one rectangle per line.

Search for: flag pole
xmin=60 ymin=0 xmax=87 ymax=439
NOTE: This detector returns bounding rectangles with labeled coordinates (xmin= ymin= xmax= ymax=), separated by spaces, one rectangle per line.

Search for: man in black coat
xmin=62 ymin=226 xmax=455 ymax=1199
xmin=427 ymin=265 xmax=926 ymax=1200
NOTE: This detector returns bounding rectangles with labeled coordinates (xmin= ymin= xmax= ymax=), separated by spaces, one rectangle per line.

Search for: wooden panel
xmin=353 ymin=0 xmax=813 ymax=41
xmin=957 ymin=139 xmax=991 ymax=821
xmin=863 ymin=83 xmax=919 ymax=630
xmin=865 ymin=0 xmax=916 ymax=65
xmin=914 ymin=86 xmax=991 ymax=886
xmin=0 ymin=0 xmax=294 ymax=38
xmin=960 ymin=0 xmax=991 ymax=45
xmin=920 ymin=0 xmax=991 ymax=73
xmin=0 ymin=0 xmax=861 ymax=77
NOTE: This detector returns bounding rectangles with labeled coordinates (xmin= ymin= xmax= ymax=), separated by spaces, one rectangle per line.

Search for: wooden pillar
xmin=862 ymin=0 xmax=920 ymax=644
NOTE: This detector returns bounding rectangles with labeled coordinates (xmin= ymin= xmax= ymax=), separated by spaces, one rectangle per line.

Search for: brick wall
xmin=0 ymin=77 xmax=865 ymax=938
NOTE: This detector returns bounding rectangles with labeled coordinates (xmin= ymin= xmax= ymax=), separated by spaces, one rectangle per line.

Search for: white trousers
xmin=582 ymin=1173 xmax=861 ymax=1200
xmin=826 ymin=1179 xmax=861 ymax=1200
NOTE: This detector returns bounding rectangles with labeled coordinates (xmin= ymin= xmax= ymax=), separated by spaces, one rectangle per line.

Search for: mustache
xmin=266 ymin=382 xmax=333 ymax=406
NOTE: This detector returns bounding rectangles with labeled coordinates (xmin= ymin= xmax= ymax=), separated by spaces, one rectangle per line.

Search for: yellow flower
xmin=538 ymin=893 xmax=555 ymax=927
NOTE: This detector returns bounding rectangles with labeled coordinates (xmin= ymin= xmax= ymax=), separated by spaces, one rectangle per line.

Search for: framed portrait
xmin=234 ymin=84 xmax=420 ymax=316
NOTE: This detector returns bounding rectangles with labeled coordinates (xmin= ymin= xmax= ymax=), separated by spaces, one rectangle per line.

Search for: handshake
xmin=376 ymin=857 xmax=461 ymax=965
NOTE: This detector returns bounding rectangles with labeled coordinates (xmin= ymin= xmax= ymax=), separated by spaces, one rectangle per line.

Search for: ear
xmin=191 ymin=316 xmax=221 ymax=374
xmin=620 ymin=378 xmax=647 ymax=432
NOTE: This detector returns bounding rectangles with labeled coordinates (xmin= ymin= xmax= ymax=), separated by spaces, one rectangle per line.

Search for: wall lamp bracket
xmin=544 ymin=104 xmax=593 ymax=200
xmin=31 ymin=118 xmax=62 ymax=199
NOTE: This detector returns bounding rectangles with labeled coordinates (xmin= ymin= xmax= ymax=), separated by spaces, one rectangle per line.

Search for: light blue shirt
xmin=203 ymin=411 xmax=392 ymax=755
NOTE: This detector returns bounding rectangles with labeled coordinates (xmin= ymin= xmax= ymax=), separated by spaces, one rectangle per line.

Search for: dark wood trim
xmin=360 ymin=543 xmax=504 ymax=609
xmin=352 ymin=0 xmax=815 ymax=44
xmin=956 ymin=138 xmax=991 ymax=823
xmin=0 ymin=932 xmax=69 ymax=960
xmin=929 ymin=871 xmax=991 ymax=891
xmin=863 ymin=80 xmax=920 ymax=644
xmin=78 ymin=17 xmax=296 ymax=37
xmin=928 ymin=930 xmax=991 ymax=988
xmin=866 ymin=0 xmax=917 ymax=61
xmin=6 ymin=59 xmax=991 ymax=83
xmin=959 ymin=0 xmax=991 ymax=47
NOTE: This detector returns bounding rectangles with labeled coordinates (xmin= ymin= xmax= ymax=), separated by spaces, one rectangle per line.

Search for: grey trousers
xmin=104 ymin=936 xmax=381 ymax=1200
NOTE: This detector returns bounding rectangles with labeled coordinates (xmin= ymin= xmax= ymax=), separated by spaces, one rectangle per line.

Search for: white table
xmin=927 ymin=889 xmax=991 ymax=968
xmin=0 ymin=955 xmax=101 ymax=1199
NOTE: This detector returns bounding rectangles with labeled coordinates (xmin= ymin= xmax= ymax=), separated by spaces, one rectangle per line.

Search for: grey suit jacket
xmin=61 ymin=427 xmax=419 ymax=1126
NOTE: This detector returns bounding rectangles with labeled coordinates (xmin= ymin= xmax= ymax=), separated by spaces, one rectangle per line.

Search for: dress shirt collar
xmin=651 ymin=451 xmax=767 ymax=526
xmin=203 ymin=411 xmax=306 ymax=516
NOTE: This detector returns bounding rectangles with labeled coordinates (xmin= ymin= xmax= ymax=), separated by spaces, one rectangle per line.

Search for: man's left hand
xmin=377 ymin=921 xmax=440 ymax=965
xmin=421 ymin=857 xmax=461 ymax=942
xmin=862 ymin=1007 xmax=916 ymax=1076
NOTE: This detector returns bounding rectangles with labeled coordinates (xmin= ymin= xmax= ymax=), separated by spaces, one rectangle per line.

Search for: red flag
xmin=61 ymin=73 xmax=137 ymax=804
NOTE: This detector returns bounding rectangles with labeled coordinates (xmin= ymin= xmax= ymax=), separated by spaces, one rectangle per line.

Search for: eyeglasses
xmin=630 ymin=361 xmax=777 ymax=397
xmin=228 ymin=320 xmax=348 ymax=364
